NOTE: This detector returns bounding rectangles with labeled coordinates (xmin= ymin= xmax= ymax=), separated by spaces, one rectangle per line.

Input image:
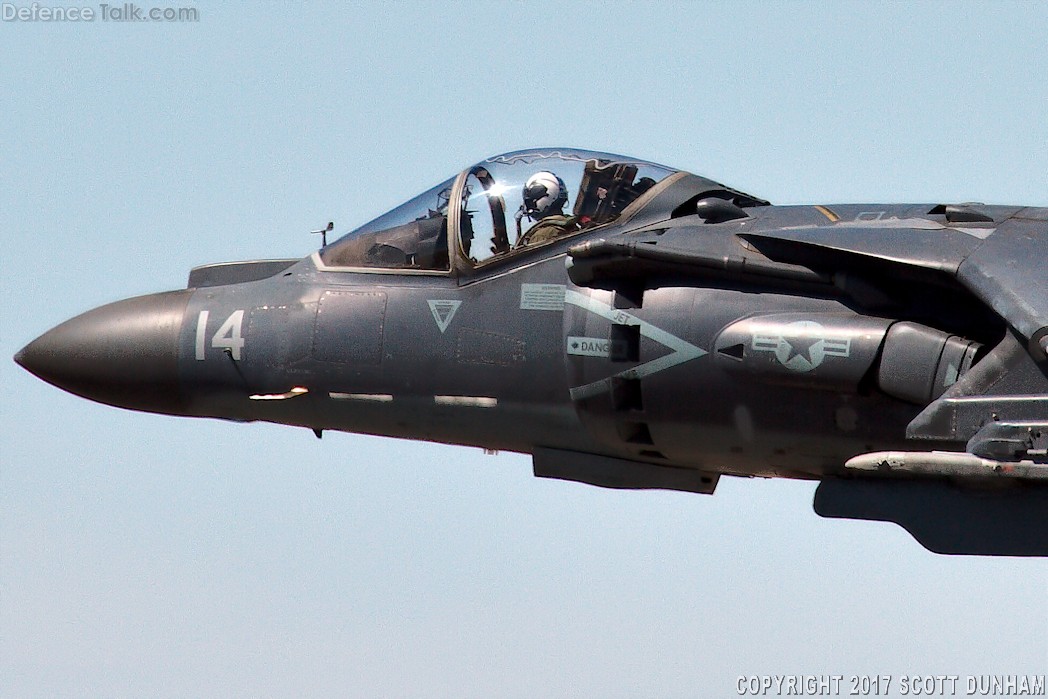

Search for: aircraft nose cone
xmin=15 ymin=290 xmax=193 ymax=415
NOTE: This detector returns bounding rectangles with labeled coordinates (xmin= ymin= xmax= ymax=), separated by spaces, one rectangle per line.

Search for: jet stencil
xmin=15 ymin=147 xmax=1048 ymax=556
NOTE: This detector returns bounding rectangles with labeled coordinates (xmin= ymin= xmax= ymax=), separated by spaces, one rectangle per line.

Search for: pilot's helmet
xmin=522 ymin=171 xmax=569 ymax=220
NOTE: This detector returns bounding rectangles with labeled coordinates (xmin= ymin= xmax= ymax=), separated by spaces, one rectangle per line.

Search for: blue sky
xmin=2 ymin=2 xmax=1046 ymax=696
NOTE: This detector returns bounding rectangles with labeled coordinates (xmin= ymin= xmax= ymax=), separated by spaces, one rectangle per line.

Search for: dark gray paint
xmin=15 ymin=148 xmax=1048 ymax=555
xmin=188 ymin=259 xmax=300 ymax=288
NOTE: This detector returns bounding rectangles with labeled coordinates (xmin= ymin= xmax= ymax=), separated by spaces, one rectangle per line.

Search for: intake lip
xmin=14 ymin=290 xmax=193 ymax=416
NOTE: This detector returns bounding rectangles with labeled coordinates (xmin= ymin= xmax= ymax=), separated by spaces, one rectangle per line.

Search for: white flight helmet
xmin=522 ymin=171 xmax=569 ymax=220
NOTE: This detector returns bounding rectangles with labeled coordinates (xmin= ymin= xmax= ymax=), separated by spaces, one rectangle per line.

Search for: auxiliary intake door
xmin=562 ymin=286 xmax=707 ymax=462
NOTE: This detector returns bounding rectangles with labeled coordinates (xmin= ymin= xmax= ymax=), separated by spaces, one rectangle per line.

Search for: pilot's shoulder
xmin=551 ymin=214 xmax=580 ymax=230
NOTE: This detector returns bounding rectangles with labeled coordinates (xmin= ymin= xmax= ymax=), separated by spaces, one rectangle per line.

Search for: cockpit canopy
xmin=318 ymin=148 xmax=679 ymax=271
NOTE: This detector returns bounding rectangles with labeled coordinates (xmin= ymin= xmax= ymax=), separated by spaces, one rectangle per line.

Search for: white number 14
xmin=195 ymin=310 xmax=245 ymax=360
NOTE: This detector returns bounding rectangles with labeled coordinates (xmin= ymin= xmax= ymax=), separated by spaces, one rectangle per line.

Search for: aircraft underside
xmin=16 ymin=148 xmax=1048 ymax=556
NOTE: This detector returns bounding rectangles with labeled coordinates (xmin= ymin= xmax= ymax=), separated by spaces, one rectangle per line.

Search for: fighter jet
xmin=15 ymin=148 xmax=1048 ymax=556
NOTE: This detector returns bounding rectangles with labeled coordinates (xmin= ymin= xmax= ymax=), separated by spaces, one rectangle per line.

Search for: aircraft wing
xmin=571 ymin=204 xmax=1048 ymax=446
xmin=739 ymin=210 xmax=1048 ymax=357
xmin=566 ymin=202 xmax=1048 ymax=555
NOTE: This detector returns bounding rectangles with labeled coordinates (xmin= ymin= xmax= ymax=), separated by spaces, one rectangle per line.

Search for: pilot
xmin=515 ymin=171 xmax=580 ymax=247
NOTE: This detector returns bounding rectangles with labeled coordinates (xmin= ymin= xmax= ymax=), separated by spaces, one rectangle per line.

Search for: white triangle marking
xmin=427 ymin=299 xmax=462 ymax=334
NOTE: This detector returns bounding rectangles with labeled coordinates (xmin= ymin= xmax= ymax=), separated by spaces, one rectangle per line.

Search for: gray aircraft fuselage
xmin=16 ymin=148 xmax=1048 ymax=555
